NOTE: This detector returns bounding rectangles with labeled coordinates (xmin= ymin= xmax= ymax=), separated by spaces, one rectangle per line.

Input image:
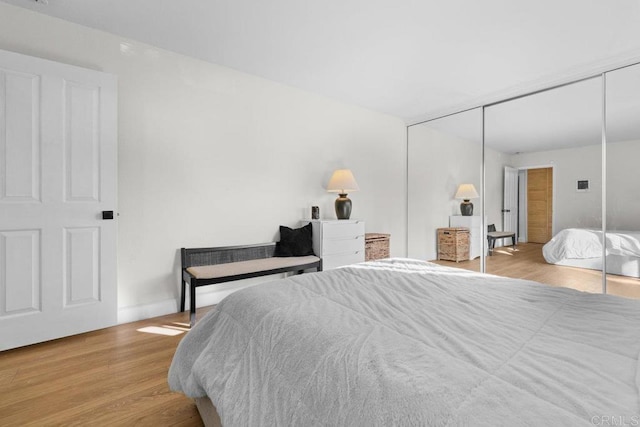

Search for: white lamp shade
xmin=455 ymin=184 xmax=479 ymax=200
xmin=327 ymin=169 xmax=360 ymax=193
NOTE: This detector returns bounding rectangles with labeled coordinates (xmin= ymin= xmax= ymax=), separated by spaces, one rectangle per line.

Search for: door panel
xmin=527 ymin=168 xmax=552 ymax=243
xmin=0 ymin=49 xmax=117 ymax=351
xmin=1 ymin=70 xmax=40 ymax=202
xmin=64 ymin=227 xmax=100 ymax=306
xmin=0 ymin=230 xmax=40 ymax=315
xmin=65 ymin=81 xmax=100 ymax=202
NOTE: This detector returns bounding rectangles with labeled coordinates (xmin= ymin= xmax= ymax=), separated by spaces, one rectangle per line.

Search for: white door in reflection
xmin=503 ymin=166 xmax=518 ymax=238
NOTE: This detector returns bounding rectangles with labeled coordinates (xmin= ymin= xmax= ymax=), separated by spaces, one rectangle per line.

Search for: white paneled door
xmin=0 ymin=49 xmax=117 ymax=351
xmin=503 ymin=166 xmax=518 ymax=238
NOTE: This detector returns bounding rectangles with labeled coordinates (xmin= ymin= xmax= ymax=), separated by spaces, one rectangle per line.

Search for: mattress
xmin=168 ymin=258 xmax=640 ymax=426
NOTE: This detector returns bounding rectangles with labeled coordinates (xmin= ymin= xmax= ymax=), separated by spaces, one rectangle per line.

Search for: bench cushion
xmin=488 ymin=231 xmax=515 ymax=238
xmin=186 ymin=255 xmax=320 ymax=280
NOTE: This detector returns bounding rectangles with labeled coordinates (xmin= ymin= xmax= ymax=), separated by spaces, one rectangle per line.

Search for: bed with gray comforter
xmin=168 ymin=258 xmax=640 ymax=426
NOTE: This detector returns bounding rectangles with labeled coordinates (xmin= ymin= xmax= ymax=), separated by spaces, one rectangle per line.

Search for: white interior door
xmin=0 ymin=49 xmax=117 ymax=351
xmin=503 ymin=166 xmax=518 ymax=238
xmin=518 ymin=169 xmax=528 ymax=242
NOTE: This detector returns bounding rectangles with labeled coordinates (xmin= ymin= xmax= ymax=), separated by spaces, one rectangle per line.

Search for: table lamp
xmin=455 ymin=183 xmax=479 ymax=216
xmin=327 ymin=169 xmax=359 ymax=219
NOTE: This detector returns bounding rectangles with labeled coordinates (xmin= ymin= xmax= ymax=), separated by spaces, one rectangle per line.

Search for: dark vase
xmin=460 ymin=200 xmax=473 ymax=216
xmin=335 ymin=194 xmax=352 ymax=219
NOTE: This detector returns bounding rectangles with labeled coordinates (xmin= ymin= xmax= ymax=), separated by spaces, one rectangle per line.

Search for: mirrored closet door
xmin=605 ymin=63 xmax=640 ymax=299
xmin=407 ymin=108 xmax=483 ymax=271
xmin=407 ymin=65 xmax=640 ymax=300
xmin=482 ymin=76 xmax=604 ymax=291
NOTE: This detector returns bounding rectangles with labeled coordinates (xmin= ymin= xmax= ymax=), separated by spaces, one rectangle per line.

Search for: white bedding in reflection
xmin=169 ymin=258 xmax=640 ymax=426
xmin=543 ymin=228 xmax=640 ymax=263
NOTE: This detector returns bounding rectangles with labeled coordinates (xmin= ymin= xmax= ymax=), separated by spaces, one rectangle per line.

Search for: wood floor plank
xmin=0 ymin=306 xmax=213 ymax=426
xmin=59 ymin=383 xmax=203 ymax=427
xmin=0 ymin=368 xmax=17 ymax=387
xmin=0 ymin=339 xmax=177 ymax=408
xmin=433 ymin=242 xmax=640 ymax=299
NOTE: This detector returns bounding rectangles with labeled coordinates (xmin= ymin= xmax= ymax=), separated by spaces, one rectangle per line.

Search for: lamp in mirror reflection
xmin=455 ymin=184 xmax=479 ymax=216
xmin=327 ymin=169 xmax=359 ymax=219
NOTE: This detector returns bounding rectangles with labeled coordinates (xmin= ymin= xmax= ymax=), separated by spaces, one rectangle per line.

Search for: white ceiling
xmin=3 ymin=0 xmax=640 ymax=123
xmin=484 ymin=77 xmax=603 ymax=154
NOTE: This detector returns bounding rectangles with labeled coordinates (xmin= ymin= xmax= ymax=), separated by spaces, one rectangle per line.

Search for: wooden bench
xmin=181 ymin=243 xmax=321 ymax=326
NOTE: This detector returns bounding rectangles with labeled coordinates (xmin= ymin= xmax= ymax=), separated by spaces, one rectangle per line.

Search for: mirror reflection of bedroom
xmin=605 ymin=63 xmax=640 ymax=299
xmin=484 ymin=77 xmax=605 ymax=294
xmin=407 ymin=62 xmax=640 ymax=301
xmin=407 ymin=108 xmax=483 ymax=273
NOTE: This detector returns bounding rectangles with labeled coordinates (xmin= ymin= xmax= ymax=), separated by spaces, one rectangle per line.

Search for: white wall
xmin=0 ymin=3 xmax=407 ymax=321
xmin=509 ymin=144 xmax=602 ymax=233
xmin=407 ymin=118 xmax=508 ymax=261
xmin=508 ymin=139 xmax=640 ymax=235
xmin=485 ymin=147 xmax=510 ymax=232
xmin=407 ymin=123 xmax=507 ymax=261
xmin=606 ymin=139 xmax=640 ymax=230
xmin=407 ymin=125 xmax=480 ymax=260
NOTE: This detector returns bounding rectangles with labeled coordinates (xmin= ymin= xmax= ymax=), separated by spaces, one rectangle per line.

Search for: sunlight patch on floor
xmin=164 ymin=323 xmax=191 ymax=332
xmin=171 ymin=322 xmax=191 ymax=328
xmin=491 ymin=249 xmax=514 ymax=256
xmin=137 ymin=326 xmax=185 ymax=336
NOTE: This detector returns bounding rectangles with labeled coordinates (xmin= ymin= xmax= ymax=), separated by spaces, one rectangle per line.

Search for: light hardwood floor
xmin=433 ymin=242 xmax=640 ymax=299
xmin=0 ymin=307 xmax=214 ymax=427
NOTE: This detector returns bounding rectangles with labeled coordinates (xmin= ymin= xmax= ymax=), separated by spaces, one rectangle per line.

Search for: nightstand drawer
xmin=322 ymin=221 xmax=365 ymax=239
xmin=307 ymin=219 xmax=366 ymax=271
xmin=322 ymin=251 xmax=364 ymax=270
xmin=322 ymin=236 xmax=364 ymax=255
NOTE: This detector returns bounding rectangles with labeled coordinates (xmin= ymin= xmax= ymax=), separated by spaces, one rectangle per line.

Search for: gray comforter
xmin=168 ymin=258 xmax=640 ymax=426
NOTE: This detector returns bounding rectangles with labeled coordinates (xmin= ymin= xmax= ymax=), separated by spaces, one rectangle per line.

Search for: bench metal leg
xmin=180 ymin=280 xmax=186 ymax=312
xmin=487 ymin=235 xmax=516 ymax=255
xmin=190 ymin=282 xmax=197 ymax=327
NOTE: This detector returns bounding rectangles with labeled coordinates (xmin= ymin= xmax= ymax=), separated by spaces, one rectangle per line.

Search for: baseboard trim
xmin=117 ymin=282 xmax=258 ymax=324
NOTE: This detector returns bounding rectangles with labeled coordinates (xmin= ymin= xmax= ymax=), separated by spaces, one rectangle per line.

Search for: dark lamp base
xmin=335 ymin=194 xmax=352 ymax=219
xmin=460 ymin=200 xmax=473 ymax=216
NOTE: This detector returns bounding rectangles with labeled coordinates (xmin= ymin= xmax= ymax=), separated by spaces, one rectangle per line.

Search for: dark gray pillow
xmin=275 ymin=223 xmax=314 ymax=257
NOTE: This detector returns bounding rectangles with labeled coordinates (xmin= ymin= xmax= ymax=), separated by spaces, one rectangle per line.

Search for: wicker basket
xmin=365 ymin=233 xmax=390 ymax=261
xmin=437 ymin=228 xmax=470 ymax=262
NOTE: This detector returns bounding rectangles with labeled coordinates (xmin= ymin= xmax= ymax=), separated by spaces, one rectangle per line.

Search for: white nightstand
xmin=305 ymin=220 xmax=365 ymax=270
